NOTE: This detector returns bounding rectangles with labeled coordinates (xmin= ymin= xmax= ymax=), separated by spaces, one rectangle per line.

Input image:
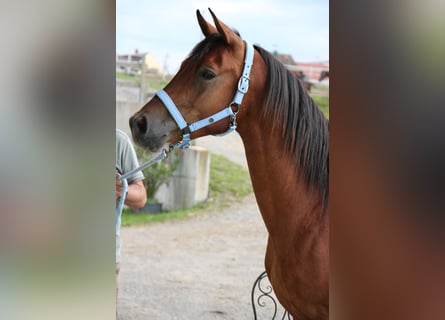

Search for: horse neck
xmin=234 ymin=50 xmax=326 ymax=241
xmin=237 ymin=118 xmax=325 ymax=238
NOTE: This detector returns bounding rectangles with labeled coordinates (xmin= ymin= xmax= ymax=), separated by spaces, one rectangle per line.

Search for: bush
xmin=135 ymin=147 xmax=180 ymax=201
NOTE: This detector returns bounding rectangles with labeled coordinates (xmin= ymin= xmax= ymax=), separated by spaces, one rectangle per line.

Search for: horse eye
xmin=200 ymin=69 xmax=215 ymax=80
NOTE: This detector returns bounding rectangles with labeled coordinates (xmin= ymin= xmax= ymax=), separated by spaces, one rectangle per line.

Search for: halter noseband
xmin=156 ymin=41 xmax=254 ymax=150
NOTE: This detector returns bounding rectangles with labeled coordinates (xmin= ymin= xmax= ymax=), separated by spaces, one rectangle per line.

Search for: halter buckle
xmin=238 ymin=75 xmax=250 ymax=94
xmin=171 ymin=133 xmax=191 ymax=150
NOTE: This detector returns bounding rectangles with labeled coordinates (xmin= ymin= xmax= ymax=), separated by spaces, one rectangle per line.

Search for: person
xmin=115 ymin=129 xmax=147 ymax=304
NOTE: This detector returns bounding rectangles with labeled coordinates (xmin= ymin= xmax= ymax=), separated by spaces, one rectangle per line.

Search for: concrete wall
xmin=155 ymin=146 xmax=210 ymax=211
xmin=116 ymin=100 xmax=141 ymax=137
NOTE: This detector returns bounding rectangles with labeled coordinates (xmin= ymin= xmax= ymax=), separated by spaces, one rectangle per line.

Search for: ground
xmin=118 ymin=134 xmax=271 ymax=319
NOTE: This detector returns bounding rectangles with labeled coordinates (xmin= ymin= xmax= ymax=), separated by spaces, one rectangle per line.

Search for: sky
xmin=116 ymin=0 xmax=329 ymax=74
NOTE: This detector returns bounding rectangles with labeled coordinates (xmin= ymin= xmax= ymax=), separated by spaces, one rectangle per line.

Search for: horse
xmin=129 ymin=9 xmax=329 ymax=320
xmin=319 ymin=70 xmax=329 ymax=82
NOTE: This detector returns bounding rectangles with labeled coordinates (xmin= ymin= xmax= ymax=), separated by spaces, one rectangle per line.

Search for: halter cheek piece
xmin=156 ymin=41 xmax=254 ymax=150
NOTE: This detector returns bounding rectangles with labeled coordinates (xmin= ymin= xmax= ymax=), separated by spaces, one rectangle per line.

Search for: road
xmin=118 ymin=133 xmax=272 ymax=320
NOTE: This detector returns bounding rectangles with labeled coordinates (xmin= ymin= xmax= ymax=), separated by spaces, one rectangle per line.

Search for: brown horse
xmin=130 ymin=9 xmax=329 ymax=320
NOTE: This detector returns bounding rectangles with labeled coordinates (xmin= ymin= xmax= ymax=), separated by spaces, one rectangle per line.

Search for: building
xmin=276 ymin=54 xmax=329 ymax=84
xmin=116 ymin=49 xmax=164 ymax=76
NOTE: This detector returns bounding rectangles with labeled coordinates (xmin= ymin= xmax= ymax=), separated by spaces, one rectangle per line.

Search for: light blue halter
xmin=156 ymin=41 xmax=254 ymax=150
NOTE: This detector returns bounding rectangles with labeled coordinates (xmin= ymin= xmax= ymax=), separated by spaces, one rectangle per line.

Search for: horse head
xmin=130 ymin=9 xmax=251 ymax=152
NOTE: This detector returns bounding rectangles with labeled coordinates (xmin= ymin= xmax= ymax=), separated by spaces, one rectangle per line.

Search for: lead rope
xmin=116 ymin=146 xmax=172 ymax=227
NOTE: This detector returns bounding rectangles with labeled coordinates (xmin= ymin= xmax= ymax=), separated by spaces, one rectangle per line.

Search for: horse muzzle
xmin=129 ymin=113 xmax=169 ymax=153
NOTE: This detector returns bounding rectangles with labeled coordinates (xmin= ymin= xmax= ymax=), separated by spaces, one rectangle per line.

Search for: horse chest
xmin=265 ymin=222 xmax=329 ymax=320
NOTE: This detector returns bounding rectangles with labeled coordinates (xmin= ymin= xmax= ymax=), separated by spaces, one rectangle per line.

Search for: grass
xmin=121 ymin=202 xmax=207 ymax=226
xmin=311 ymin=95 xmax=329 ymax=119
xmin=116 ymin=72 xmax=172 ymax=90
xmin=148 ymin=81 xmax=168 ymax=90
xmin=116 ymin=71 xmax=139 ymax=83
xmin=208 ymin=153 xmax=253 ymax=207
xmin=121 ymin=153 xmax=253 ymax=227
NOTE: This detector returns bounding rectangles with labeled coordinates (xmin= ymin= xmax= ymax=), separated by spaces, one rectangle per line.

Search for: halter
xmin=156 ymin=41 xmax=254 ymax=150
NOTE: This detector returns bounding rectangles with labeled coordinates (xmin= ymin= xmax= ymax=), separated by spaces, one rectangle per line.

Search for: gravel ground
xmin=118 ymin=133 xmax=272 ymax=320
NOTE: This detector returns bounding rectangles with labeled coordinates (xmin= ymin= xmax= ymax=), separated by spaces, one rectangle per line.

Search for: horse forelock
xmin=183 ymin=30 xmax=242 ymax=68
xmin=183 ymin=34 xmax=227 ymax=67
xmin=254 ymin=45 xmax=329 ymax=207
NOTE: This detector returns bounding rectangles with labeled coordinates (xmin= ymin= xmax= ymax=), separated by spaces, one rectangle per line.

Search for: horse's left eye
xmin=200 ymin=69 xmax=215 ymax=80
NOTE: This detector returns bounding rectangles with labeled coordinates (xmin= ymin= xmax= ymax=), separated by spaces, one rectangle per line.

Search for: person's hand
xmin=116 ymin=173 xmax=123 ymax=199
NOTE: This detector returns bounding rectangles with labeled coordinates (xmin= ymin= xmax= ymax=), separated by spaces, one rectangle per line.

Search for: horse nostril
xmin=131 ymin=114 xmax=148 ymax=135
xmin=136 ymin=116 xmax=147 ymax=133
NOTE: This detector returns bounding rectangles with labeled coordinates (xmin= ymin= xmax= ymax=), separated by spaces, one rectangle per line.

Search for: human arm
xmin=116 ymin=173 xmax=147 ymax=209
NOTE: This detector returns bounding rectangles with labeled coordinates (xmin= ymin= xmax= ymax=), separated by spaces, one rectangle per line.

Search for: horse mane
xmin=254 ymin=45 xmax=329 ymax=206
xmin=185 ymin=35 xmax=329 ymax=206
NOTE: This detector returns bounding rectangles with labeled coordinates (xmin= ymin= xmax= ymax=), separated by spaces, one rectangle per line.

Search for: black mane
xmin=254 ymin=45 xmax=329 ymax=206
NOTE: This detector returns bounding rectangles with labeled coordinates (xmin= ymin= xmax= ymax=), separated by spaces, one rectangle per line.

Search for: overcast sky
xmin=116 ymin=0 xmax=328 ymax=74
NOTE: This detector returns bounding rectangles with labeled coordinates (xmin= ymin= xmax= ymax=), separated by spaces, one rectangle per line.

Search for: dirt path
xmin=118 ymin=134 xmax=270 ymax=319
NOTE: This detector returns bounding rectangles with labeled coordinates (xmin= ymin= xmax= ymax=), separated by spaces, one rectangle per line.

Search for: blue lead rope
xmin=115 ymin=148 xmax=169 ymax=229
xmin=116 ymin=177 xmax=128 ymax=229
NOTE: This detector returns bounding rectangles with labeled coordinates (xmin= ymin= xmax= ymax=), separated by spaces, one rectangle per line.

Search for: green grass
xmin=116 ymin=71 xmax=139 ymax=83
xmin=121 ymin=153 xmax=253 ymax=227
xmin=148 ymin=81 xmax=168 ymax=90
xmin=208 ymin=153 xmax=253 ymax=207
xmin=116 ymin=72 xmax=172 ymax=90
xmin=312 ymin=95 xmax=329 ymax=119
xmin=121 ymin=202 xmax=207 ymax=226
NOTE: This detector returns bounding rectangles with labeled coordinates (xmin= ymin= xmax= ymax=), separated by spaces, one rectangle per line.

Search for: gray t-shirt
xmin=116 ymin=129 xmax=144 ymax=263
xmin=116 ymin=129 xmax=145 ymax=184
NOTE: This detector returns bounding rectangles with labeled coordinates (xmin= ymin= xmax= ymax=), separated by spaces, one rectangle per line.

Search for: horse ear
xmin=196 ymin=9 xmax=218 ymax=37
xmin=208 ymin=8 xmax=242 ymax=48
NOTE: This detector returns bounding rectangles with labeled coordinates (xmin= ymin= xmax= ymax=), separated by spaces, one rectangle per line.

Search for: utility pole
xmin=163 ymin=54 xmax=169 ymax=81
xmin=139 ymin=54 xmax=147 ymax=103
